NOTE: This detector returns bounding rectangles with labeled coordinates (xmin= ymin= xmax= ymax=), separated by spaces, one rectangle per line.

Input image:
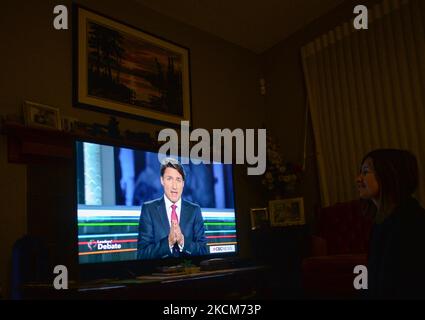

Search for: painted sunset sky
xmin=87 ymin=21 xmax=184 ymax=105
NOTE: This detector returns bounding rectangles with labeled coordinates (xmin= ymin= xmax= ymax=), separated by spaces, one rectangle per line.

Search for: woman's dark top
xmin=368 ymin=197 xmax=425 ymax=299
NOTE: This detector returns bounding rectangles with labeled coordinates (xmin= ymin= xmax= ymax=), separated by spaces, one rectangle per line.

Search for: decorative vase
xmin=274 ymin=193 xmax=283 ymax=200
xmin=268 ymin=190 xmax=283 ymax=200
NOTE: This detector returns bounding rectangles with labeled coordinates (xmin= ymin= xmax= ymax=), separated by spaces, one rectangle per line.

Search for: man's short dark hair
xmin=160 ymin=158 xmax=185 ymax=181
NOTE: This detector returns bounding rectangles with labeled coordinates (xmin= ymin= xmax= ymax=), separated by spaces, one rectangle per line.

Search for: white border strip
xmin=78 ymin=209 xmax=140 ymax=217
xmin=202 ymin=211 xmax=235 ymax=218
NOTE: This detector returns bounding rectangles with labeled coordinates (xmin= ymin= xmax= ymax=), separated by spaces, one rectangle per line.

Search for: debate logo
xmin=87 ymin=240 xmax=97 ymax=251
xmin=87 ymin=240 xmax=122 ymax=251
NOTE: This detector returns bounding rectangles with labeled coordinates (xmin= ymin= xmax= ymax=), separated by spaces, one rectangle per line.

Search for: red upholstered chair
xmin=301 ymin=200 xmax=373 ymax=299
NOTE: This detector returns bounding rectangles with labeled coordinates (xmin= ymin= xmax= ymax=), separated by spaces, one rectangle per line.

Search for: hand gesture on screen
xmin=168 ymin=223 xmax=177 ymax=247
xmin=174 ymin=222 xmax=184 ymax=247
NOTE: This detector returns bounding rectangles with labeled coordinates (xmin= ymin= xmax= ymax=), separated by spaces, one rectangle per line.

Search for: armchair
xmin=301 ymin=200 xmax=373 ymax=299
xmin=11 ymin=235 xmax=50 ymax=299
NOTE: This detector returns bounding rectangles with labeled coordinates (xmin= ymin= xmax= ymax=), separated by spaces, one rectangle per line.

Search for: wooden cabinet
xmin=250 ymin=226 xmax=308 ymax=298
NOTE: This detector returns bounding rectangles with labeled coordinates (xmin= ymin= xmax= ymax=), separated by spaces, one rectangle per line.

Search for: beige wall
xmin=0 ymin=0 xmax=265 ymax=297
xmin=260 ymin=0 xmax=382 ymax=226
xmin=0 ymin=137 xmax=27 ymax=298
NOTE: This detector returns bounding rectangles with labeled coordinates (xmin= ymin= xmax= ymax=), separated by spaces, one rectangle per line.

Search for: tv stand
xmin=23 ymin=265 xmax=270 ymax=300
xmin=200 ymin=258 xmax=233 ymax=271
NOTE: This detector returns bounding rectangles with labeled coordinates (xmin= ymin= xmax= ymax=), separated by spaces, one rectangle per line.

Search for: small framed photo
xmin=23 ymin=101 xmax=62 ymax=130
xmin=250 ymin=208 xmax=269 ymax=230
xmin=269 ymin=197 xmax=305 ymax=227
xmin=61 ymin=116 xmax=79 ymax=132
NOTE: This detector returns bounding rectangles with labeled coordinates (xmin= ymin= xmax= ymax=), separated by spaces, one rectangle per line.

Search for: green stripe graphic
xmin=78 ymin=223 xmax=139 ymax=227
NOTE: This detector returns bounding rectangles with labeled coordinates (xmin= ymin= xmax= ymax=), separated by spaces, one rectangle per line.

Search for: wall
xmin=0 ymin=0 xmax=265 ymax=297
xmin=260 ymin=0 xmax=382 ymax=227
xmin=0 ymin=137 xmax=27 ymax=298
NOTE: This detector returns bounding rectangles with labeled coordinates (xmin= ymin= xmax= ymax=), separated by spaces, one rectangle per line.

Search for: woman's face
xmin=356 ymin=158 xmax=380 ymax=201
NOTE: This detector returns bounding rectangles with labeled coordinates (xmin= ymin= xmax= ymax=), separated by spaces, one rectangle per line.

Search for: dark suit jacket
xmin=137 ymin=197 xmax=208 ymax=260
xmin=367 ymin=197 xmax=425 ymax=299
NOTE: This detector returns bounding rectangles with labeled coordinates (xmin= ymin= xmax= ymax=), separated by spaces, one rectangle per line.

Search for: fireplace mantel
xmin=1 ymin=122 xmax=155 ymax=164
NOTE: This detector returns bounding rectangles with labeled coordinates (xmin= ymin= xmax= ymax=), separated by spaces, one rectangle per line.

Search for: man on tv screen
xmin=137 ymin=157 xmax=208 ymax=260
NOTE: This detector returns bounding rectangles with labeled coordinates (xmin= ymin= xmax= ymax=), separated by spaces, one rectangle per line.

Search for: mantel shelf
xmin=1 ymin=122 xmax=156 ymax=164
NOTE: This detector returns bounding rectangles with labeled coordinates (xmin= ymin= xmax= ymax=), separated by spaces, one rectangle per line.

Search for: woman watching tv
xmin=356 ymin=149 xmax=425 ymax=299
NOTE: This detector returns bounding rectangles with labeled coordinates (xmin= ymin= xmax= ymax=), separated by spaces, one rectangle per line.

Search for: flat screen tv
xmin=75 ymin=139 xmax=238 ymax=274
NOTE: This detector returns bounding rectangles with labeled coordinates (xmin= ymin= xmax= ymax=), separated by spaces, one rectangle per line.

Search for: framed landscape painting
xmin=74 ymin=6 xmax=191 ymax=125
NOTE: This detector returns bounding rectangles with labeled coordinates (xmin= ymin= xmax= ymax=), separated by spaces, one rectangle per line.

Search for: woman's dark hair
xmin=160 ymin=157 xmax=185 ymax=181
xmin=361 ymin=149 xmax=418 ymax=219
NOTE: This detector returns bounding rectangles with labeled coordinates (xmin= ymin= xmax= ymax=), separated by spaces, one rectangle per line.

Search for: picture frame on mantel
xmin=250 ymin=208 xmax=269 ymax=230
xmin=23 ymin=100 xmax=62 ymax=131
xmin=74 ymin=5 xmax=191 ymax=126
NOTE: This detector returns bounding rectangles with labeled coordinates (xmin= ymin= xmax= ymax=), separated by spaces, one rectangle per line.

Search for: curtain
xmin=302 ymin=0 xmax=425 ymax=206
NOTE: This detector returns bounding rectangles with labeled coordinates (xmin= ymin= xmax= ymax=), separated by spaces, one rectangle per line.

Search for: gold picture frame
xmin=250 ymin=208 xmax=269 ymax=230
xmin=269 ymin=197 xmax=305 ymax=227
xmin=74 ymin=6 xmax=191 ymax=126
xmin=23 ymin=100 xmax=62 ymax=130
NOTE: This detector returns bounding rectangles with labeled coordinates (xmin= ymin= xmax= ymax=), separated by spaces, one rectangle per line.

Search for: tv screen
xmin=75 ymin=140 xmax=238 ymax=264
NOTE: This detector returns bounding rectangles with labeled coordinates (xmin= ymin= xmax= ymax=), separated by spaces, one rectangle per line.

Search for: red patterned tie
xmin=171 ymin=204 xmax=178 ymax=224
xmin=171 ymin=204 xmax=179 ymax=256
